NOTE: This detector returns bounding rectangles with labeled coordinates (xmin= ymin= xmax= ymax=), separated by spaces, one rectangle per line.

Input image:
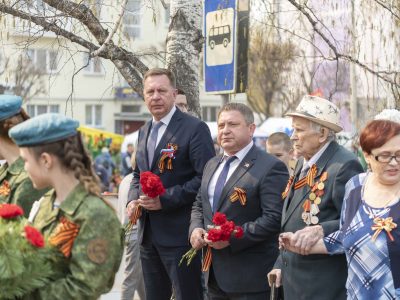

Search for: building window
xmin=124 ymin=0 xmax=141 ymax=39
xmin=121 ymin=105 xmax=141 ymax=113
xmin=26 ymin=104 xmax=59 ymax=117
xmin=85 ymin=105 xmax=102 ymax=127
xmin=202 ymin=106 xmax=218 ymax=122
xmin=26 ymin=49 xmax=59 ymax=74
xmin=83 ymin=53 xmax=103 ymax=74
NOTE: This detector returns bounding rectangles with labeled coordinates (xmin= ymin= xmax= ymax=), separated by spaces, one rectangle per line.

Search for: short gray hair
xmin=218 ymin=103 xmax=254 ymax=125
xmin=310 ymin=121 xmax=336 ymax=142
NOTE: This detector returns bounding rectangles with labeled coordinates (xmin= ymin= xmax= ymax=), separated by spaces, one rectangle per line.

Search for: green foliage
xmin=0 ymin=218 xmax=54 ymax=300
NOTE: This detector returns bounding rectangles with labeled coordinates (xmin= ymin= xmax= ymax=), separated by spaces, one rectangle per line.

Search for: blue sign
xmin=204 ymin=0 xmax=238 ymax=94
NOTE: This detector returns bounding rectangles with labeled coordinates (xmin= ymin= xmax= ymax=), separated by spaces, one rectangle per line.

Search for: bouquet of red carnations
xmin=180 ymin=212 xmax=244 ymax=271
xmin=129 ymin=171 xmax=166 ymax=226
xmin=0 ymin=203 xmax=54 ymax=299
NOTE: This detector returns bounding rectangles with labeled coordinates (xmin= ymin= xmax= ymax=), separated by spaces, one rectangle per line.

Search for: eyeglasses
xmin=373 ymin=153 xmax=400 ymax=163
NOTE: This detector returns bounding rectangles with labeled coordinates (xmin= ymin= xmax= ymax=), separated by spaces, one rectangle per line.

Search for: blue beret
xmin=9 ymin=113 xmax=80 ymax=146
xmin=0 ymin=95 xmax=23 ymax=121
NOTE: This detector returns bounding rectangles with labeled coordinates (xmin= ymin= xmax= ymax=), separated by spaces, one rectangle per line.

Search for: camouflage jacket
xmin=0 ymin=157 xmax=48 ymax=217
xmin=27 ymin=184 xmax=123 ymax=300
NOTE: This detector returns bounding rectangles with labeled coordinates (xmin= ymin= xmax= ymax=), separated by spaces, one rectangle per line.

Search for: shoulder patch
xmin=87 ymin=238 xmax=109 ymax=264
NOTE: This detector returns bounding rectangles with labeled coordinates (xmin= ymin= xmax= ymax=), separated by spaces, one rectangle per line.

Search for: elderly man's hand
xmin=267 ymin=269 xmax=282 ymax=287
xmin=291 ymin=225 xmax=324 ymax=255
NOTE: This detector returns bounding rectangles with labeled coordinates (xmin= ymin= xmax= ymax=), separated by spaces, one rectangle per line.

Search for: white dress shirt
xmin=208 ymin=141 xmax=254 ymax=209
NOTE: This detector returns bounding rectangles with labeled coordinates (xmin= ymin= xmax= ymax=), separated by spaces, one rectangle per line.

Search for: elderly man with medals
xmin=268 ymin=95 xmax=364 ymax=300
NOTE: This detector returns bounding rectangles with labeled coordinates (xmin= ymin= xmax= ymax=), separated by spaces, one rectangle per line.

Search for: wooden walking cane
xmin=269 ymin=274 xmax=278 ymax=300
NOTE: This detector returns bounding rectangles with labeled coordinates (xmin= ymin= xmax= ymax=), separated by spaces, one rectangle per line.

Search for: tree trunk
xmin=166 ymin=0 xmax=203 ymax=116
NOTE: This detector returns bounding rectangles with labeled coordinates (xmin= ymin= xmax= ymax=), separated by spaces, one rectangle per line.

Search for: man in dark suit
xmin=127 ymin=68 xmax=215 ymax=300
xmin=190 ymin=103 xmax=289 ymax=299
xmin=268 ymin=95 xmax=364 ymax=300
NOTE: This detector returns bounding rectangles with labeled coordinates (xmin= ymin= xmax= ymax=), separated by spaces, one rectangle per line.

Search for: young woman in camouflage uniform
xmin=0 ymin=95 xmax=48 ymax=216
xmin=9 ymin=113 xmax=123 ymax=300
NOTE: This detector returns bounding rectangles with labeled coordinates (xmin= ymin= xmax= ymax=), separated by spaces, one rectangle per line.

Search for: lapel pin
xmin=244 ymin=162 xmax=250 ymax=168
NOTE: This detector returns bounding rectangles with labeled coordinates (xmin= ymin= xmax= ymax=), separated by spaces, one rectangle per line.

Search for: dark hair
xmin=218 ymin=103 xmax=254 ymax=125
xmin=0 ymin=109 xmax=30 ymax=140
xmin=360 ymin=120 xmax=400 ymax=154
xmin=143 ymin=68 xmax=176 ymax=88
xmin=267 ymin=132 xmax=292 ymax=152
xmin=29 ymin=134 xmax=101 ymax=196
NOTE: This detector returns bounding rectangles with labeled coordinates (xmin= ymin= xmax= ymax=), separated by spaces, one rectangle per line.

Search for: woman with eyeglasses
xmin=280 ymin=119 xmax=400 ymax=300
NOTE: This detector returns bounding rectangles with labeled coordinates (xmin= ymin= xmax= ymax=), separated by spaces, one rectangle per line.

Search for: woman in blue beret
xmin=0 ymin=95 xmax=48 ymax=216
xmin=9 ymin=113 xmax=123 ymax=300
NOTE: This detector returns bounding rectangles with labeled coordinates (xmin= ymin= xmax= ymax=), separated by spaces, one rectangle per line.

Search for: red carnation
xmin=212 ymin=212 xmax=227 ymax=226
xmin=234 ymin=226 xmax=244 ymax=238
xmin=24 ymin=225 xmax=45 ymax=248
xmin=140 ymin=171 xmax=166 ymax=198
xmin=207 ymin=228 xmax=222 ymax=242
xmin=220 ymin=221 xmax=235 ymax=241
xmin=0 ymin=203 xmax=24 ymax=219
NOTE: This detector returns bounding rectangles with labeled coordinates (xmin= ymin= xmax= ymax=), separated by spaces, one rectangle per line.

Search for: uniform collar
xmin=7 ymin=156 xmax=25 ymax=175
xmin=59 ymin=183 xmax=89 ymax=216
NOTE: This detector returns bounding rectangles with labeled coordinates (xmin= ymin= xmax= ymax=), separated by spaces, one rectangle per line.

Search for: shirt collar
xmin=223 ymin=141 xmax=254 ymax=162
xmin=303 ymin=141 xmax=331 ymax=169
xmin=152 ymin=105 xmax=176 ymax=127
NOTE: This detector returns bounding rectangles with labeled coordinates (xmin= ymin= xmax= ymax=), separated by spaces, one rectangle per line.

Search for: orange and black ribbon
xmin=158 ymin=143 xmax=178 ymax=173
xmin=202 ymin=246 xmax=212 ymax=272
xmin=294 ymin=164 xmax=318 ymax=190
xmin=0 ymin=180 xmax=10 ymax=196
xmin=130 ymin=205 xmax=142 ymax=226
xmin=371 ymin=217 xmax=397 ymax=242
xmin=230 ymin=187 xmax=247 ymax=205
xmin=49 ymin=216 xmax=80 ymax=258
xmin=282 ymin=176 xmax=294 ymax=199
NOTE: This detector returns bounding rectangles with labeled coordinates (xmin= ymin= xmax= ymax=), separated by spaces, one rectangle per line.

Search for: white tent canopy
xmin=259 ymin=117 xmax=293 ymax=136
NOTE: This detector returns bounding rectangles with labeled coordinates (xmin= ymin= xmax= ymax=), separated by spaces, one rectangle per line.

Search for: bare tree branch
xmin=286 ymin=0 xmax=400 ymax=89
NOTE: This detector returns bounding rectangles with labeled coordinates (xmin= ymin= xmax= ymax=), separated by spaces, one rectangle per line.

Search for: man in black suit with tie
xmin=190 ymin=103 xmax=289 ymax=299
xmin=127 ymin=68 xmax=215 ymax=300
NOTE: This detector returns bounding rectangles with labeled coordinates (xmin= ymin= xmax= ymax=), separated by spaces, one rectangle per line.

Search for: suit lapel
xmin=150 ymin=109 xmax=182 ymax=171
xmin=139 ymin=121 xmax=152 ymax=170
xmin=215 ymin=146 xmax=257 ymax=212
xmin=282 ymin=142 xmax=340 ymax=226
xmin=281 ymin=162 xmax=303 ymax=223
xmin=203 ymin=157 xmax=222 ymax=217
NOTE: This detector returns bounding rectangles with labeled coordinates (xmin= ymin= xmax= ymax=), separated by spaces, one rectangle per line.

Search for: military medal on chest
xmin=302 ymin=171 xmax=328 ymax=225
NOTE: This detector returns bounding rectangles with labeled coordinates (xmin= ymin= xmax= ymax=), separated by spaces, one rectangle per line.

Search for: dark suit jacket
xmin=275 ymin=141 xmax=364 ymax=300
xmin=190 ymin=145 xmax=289 ymax=293
xmin=128 ymin=108 xmax=215 ymax=247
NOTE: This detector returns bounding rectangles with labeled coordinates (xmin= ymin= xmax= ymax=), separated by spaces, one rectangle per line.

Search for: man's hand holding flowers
xmin=128 ymin=171 xmax=165 ymax=226
xmin=190 ymin=228 xmax=207 ymax=250
xmin=138 ymin=194 xmax=162 ymax=210
xmin=183 ymin=212 xmax=244 ymax=268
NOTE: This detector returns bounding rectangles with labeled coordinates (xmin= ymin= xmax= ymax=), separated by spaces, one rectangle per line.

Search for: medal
xmin=311 ymin=216 xmax=319 ymax=225
xmin=301 ymin=171 xmax=328 ymax=226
